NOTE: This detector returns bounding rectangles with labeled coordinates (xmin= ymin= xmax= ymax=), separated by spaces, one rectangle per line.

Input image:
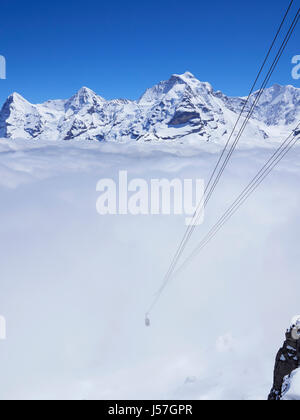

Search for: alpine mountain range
xmin=0 ymin=71 xmax=299 ymax=144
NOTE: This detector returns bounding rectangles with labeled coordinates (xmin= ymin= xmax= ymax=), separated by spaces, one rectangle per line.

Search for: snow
xmin=0 ymin=136 xmax=300 ymax=399
xmin=0 ymin=72 xmax=299 ymax=143
xmin=290 ymin=315 xmax=300 ymax=328
xmin=282 ymin=369 xmax=300 ymax=400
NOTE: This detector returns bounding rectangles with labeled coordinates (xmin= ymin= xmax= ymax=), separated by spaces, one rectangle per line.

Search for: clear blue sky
xmin=0 ymin=0 xmax=299 ymax=105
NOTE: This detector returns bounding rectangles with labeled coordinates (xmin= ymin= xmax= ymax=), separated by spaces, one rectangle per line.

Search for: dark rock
xmin=268 ymin=326 xmax=300 ymax=400
xmin=169 ymin=111 xmax=200 ymax=126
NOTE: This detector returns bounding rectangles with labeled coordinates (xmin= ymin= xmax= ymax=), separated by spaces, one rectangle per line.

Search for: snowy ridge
xmin=0 ymin=72 xmax=299 ymax=143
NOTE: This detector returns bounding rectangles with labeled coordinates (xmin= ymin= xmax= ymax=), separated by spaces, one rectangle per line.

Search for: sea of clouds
xmin=0 ymin=138 xmax=299 ymax=400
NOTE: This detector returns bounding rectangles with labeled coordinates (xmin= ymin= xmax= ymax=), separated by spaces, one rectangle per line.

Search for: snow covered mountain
xmin=0 ymin=72 xmax=299 ymax=143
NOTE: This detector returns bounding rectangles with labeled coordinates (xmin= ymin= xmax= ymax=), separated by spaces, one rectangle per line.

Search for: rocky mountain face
xmin=0 ymin=72 xmax=299 ymax=143
xmin=268 ymin=316 xmax=300 ymax=401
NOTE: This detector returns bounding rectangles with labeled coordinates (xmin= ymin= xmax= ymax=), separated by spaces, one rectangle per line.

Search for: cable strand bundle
xmin=146 ymin=1 xmax=299 ymax=317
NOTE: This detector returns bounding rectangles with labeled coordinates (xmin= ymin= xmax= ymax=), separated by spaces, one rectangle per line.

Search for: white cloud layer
xmin=0 ymin=138 xmax=300 ymax=400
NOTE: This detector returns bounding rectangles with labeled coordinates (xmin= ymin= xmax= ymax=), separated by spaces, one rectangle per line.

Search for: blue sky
xmin=0 ymin=0 xmax=299 ymax=105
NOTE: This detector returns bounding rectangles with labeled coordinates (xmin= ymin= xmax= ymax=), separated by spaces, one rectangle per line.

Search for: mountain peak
xmin=172 ymin=71 xmax=213 ymax=93
xmin=0 ymin=92 xmax=31 ymax=116
xmin=65 ymin=87 xmax=104 ymax=112
xmin=76 ymin=86 xmax=97 ymax=96
xmin=8 ymin=92 xmax=29 ymax=104
xmin=139 ymin=72 xmax=214 ymax=104
xmin=172 ymin=71 xmax=196 ymax=81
